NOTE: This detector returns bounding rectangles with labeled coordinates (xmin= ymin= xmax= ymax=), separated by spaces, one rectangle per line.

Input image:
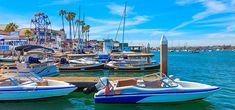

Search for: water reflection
xmin=95 ymin=100 xmax=215 ymax=110
xmin=0 ymin=92 xmax=216 ymax=110
xmin=0 ymin=93 xmax=94 ymax=110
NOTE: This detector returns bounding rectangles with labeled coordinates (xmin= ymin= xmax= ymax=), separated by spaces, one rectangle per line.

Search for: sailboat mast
xmin=122 ymin=2 xmax=127 ymax=51
xmin=82 ymin=13 xmax=85 ymax=48
xmin=78 ymin=6 xmax=81 ymax=49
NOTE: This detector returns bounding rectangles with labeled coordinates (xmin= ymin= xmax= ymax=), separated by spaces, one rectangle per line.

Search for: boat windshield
xmin=1 ymin=72 xmax=44 ymax=86
xmin=0 ymin=78 xmax=19 ymax=86
xmin=141 ymin=73 xmax=178 ymax=88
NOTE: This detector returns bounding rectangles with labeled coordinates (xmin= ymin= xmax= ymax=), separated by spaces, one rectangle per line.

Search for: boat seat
xmin=144 ymin=81 xmax=163 ymax=87
xmin=36 ymin=80 xmax=48 ymax=86
xmin=116 ymin=79 xmax=137 ymax=87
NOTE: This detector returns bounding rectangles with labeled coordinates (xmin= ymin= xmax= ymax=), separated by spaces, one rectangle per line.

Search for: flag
xmin=104 ymin=80 xmax=112 ymax=95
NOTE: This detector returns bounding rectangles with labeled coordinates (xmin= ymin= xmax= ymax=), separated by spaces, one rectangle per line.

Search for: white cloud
xmin=232 ymin=0 xmax=235 ymax=5
xmin=226 ymin=24 xmax=235 ymax=32
xmin=207 ymin=33 xmax=235 ymax=38
xmin=0 ymin=13 xmax=31 ymax=28
xmin=171 ymin=0 xmax=227 ymax=31
xmin=127 ymin=39 xmax=235 ymax=47
xmin=106 ymin=3 xmax=134 ymax=16
xmin=126 ymin=16 xmax=150 ymax=26
xmin=196 ymin=16 xmax=235 ymax=24
xmin=175 ymin=0 xmax=197 ymax=5
xmin=87 ymin=15 xmax=150 ymax=35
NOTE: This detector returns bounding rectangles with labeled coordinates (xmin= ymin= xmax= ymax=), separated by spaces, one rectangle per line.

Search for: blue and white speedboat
xmin=94 ymin=73 xmax=219 ymax=103
xmin=0 ymin=73 xmax=77 ymax=100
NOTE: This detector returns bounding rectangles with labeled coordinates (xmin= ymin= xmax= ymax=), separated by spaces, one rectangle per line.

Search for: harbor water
xmin=0 ymin=51 xmax=234 ymax=110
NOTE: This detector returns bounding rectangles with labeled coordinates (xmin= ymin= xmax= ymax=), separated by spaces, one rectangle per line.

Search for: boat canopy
xmin=15 ymin=45 xmax=55 ymax=53
xmin=24 ymin=51 xmax=45 ymax=56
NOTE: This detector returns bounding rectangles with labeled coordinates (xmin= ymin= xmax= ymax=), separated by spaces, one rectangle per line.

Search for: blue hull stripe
xmin=96 ymin=87 xmax=219 ymax=97
xmin=95 ymin=95 xmax=148 ymax=103
xmin=0 ymin=86 xmax=76 ymax=92
xmin=95 ymin=88 xmax=219 ymax=103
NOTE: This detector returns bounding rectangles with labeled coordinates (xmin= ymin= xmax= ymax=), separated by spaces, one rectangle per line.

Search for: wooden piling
xmin=160 ymin=35 xmax=168 ymax=75
xmin=146 ymin=43 xmax=151 ymax=63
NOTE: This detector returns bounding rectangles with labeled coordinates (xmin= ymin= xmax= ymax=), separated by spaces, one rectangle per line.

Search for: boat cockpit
xmin=96 ymin=73 xmax=179 ymax=90
xmin=0 ymin=73 xmax=47 ymax=86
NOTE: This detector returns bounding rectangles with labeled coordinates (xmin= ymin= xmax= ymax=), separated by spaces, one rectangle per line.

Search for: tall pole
xmin=160 ymin=35 xmax=168 ymax=76
xmin=147 ymin=43 xmax=151 ymax=63
xmin=78 ymin=6 xmax=81 ymax=49
xmin=82 ymin=14 xmax=85 ymax=49
xmin=122 ymin=2 xmax=127 ymax=51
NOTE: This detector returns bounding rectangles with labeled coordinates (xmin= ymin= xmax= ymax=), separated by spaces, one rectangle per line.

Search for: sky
xmin=0 ymin=0 xmax=235 ymax=47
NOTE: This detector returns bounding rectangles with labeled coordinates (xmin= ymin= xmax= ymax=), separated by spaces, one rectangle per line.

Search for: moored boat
xmin=57 ymin=54 xmax=104 ymax=72
xmin=93 ymin=73 xmax=219 ymax=103
xmin=105 ymin=52 xmax=160 ymax=71
xmin=0 ymin=56 xmax=17 ymax=62
xmin=13 ymin=45 xmax=59 ymax=77
xmin=0 ymin=73 xmax=77 ymax=100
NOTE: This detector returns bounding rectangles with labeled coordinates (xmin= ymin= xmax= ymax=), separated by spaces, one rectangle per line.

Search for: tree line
xmin=59 ymin=9 xmax=90 ymax=47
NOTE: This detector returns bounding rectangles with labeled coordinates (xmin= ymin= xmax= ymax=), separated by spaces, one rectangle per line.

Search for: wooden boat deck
xmin=44 ymin=76 xmax=134 ymax=90
xmin=44 ymin=76 xmax=133 ymax=82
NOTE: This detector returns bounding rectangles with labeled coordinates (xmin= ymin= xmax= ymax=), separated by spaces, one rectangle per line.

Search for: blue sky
xmin=0 ymin=0 xmax=235 ymax=46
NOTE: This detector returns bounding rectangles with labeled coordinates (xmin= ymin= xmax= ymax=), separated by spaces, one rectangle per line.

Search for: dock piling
xmin=147 ymin=43 xmax=151 ymax=63
xmin=160 ymin=35 xmax=168 ymax=76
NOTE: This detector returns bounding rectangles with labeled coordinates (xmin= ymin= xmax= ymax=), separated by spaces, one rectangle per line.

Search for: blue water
xmin=0 ymin=51 xmax=234 ymax=110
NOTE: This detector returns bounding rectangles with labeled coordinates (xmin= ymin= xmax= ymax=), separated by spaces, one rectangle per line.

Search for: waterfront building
xmin=103 ymin=39 xmax=113 ymax=54
xmin=119 ymin=43 xmax=129 ymax=51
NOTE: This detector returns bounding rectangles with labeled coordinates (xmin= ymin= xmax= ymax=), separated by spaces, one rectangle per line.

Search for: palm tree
xmin=80 ymin=21 xmax=85 ymax=47
xmin=24 ymin=29 xmax=33 ymax=44
xmin=75 ymin=19 xmax=81 ymax=40
xmin=66 ymin=12 xmax=75 ymax=40
xmin=82 ymin=25 xmax=90 ymax=46
xmin=59 ymin=10 xmax=66 ymax=32
xmin=82 ymin=24 xmax=91 ymax=47
xmin=4 ymin=22 xmax=18 ymax=32
xmin=86 ymin=25 xmax=90 ymax=46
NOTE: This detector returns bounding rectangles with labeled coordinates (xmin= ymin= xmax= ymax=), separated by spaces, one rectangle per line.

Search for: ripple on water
xmin=0 ymin=51 xmax=234 ymax=110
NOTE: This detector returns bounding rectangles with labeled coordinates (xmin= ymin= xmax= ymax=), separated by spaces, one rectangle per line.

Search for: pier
xmin=44 ymin=76 xmax=133 ymax=90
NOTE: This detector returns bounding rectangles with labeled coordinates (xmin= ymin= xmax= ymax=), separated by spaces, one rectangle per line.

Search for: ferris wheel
xmin=30 ymin=12 xmax=52 ymax=44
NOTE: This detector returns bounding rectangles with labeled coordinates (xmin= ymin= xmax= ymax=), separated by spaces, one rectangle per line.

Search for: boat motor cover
xmin=28 ymin=56 xmax=40 ymax=64
xmin=95 ymin=77 xmax=109 ymax=91
xmin=60 ymin=58 xmax=68 ymax=64
xmin=83 ymin=77 xmax=109 ymax=94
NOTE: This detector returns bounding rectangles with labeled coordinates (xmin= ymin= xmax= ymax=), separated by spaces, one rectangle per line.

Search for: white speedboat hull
xmin=0 ymin=80 xmax=77 ymax=100
xmin=0 ymin=57 xmax=16 ymax=62
xmin=94 ymin=81 xmax=219 ymax=103
xmin=136 ymin=88 xmax=217 ymax=103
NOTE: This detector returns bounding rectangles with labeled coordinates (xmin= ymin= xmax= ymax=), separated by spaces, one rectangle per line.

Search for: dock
xmin=44 ymin=76 xmax=133 ymax=91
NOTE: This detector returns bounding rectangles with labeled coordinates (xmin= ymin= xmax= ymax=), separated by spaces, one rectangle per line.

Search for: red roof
xmin=0 ymin=30 xmax=9 ymax=35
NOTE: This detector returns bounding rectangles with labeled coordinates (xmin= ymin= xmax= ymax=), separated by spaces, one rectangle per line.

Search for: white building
xmin=103 ymin=39 xmax=113 ymax=54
